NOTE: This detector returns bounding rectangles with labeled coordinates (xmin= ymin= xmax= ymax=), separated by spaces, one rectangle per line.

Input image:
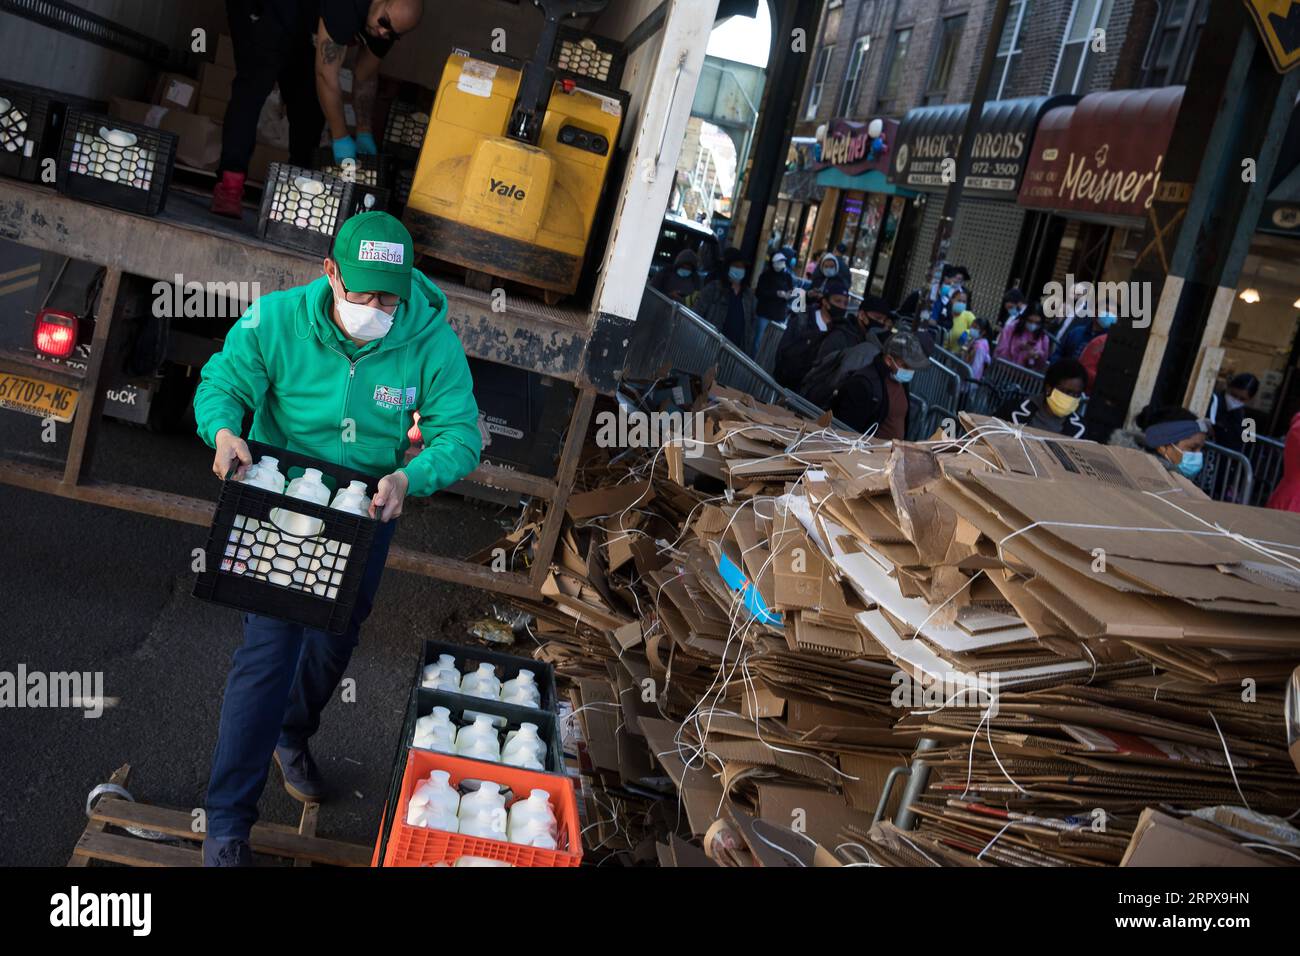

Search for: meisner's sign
xmin=1019 ymin=87 xmax=1185 ymax=219
xmin=813 ymin=117 xmax=898 ymax=176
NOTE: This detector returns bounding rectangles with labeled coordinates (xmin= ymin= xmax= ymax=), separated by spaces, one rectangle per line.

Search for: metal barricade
xmin=985 ymin=358 xmax=1044 ymax=402
xmin=1197 ymin=441 xmax=1254 ymax=505
xmin=933 ymin=345 xmax=974 ymax=383
xmin=906 ymin=393 xmax=930 ymax=442
xmin=962 ymin=379 xmax=1004 ymax=416
xmin=909 ymin=356 xmax=961 ymax=417
xmin=1244 ymin=436 xmax=1285 ymax=507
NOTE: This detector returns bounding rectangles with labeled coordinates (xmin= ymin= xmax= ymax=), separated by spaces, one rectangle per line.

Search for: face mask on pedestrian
xmin=728 ymin=266 xmax=746 ymax=283
xmin=889 ymin=359 xmax=914 ymax=384
xmin=822 ymin=263 xmax=838 ymax=278
xmin=1025 ymin=321 xmax=1041 ymax=334
xmin=952 ymin=301 xmax=967 ymax=315
xmin=1098 ymin=314 xmax=1118 ymax=330
xmin=773 ymin=260 xmax=786 ymax=273
xmin=330 ymin=272 xmax=395 ymax=342
xmin=940 ymin=284 xmax=952 ymax=298
xmin=676 ymin=267 xmax=693 ymax=278
xmin=1046 ymin=388 xmax=1080 ymax=417
xmin=1176 ymin=449 xmax=1204 ymax=478
xmin=1225 ymin=395 xmax=1246 ymax=412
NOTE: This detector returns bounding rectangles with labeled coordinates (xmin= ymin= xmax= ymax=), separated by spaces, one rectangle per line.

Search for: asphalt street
xmin=0 ymin=407 xmax=514 ymax=865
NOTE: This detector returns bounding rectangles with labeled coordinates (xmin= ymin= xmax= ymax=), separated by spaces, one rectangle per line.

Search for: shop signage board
xmin=888 ymin=96 xmax=1077 ymax=199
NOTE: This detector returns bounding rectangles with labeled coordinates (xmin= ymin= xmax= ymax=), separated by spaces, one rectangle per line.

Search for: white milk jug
xmin=455 ymin=714 xmax=501 ymax=762
xmin=265 ymin=468 xmax=330 ymax=587
xmin=501 ymin=722 xmax=547 ymax=770
xmin=413 ymin=706 xmax=457 ymax=754
xmin=500 ymin=669 xmax=542 ymax=709
xmin=225 ymin=455 xmax=285 ymax=574
xmin=406 ymin=769 xmax=460 ymax=831
xmin=459 ymin=662 xmax=501 ymax=700
xmin=313 ymin=479 xmax=371 ymax=595
xmin=508 ymin=788 xmax=558 ymax=846
xmin=457 ymin=807 xmax=508 ymax=840
xmin=421 ymin=653 xmax=459 ymax=690
xmin=458 ymin=781 xmax=507 ymax=820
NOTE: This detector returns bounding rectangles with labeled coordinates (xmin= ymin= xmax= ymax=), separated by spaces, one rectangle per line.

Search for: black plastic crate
xmin=0 ymin=85 xmax=51 ymax=182
xmin=418 ymin=639 xmax=560 ymax=716
xmin=57 ymin=110 xmax=176 ymax=215
xmin=382 ymin=99 xmax=430 ymax=164
xmin=256 ymin=163 xmax=354 ymax=256
xmin=192 ymin=440 xmax=379 ymax=635
xmin=405 ymin=687 xmax=565 ymax=775
xmin=349 ymin=182 xmax=390 ymax=216
xmin=314 ymin=148 xmax=392 ymax=188
xmin=553 ymin=27 xmax=626 ymax=89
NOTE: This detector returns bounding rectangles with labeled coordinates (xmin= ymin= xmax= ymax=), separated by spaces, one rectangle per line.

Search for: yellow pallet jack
xmin=402 ymin=0 xmax=626 ymax=301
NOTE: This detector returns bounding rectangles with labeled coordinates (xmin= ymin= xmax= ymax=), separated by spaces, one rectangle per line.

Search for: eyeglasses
xmin=339 ymin=277 xmax=400 ymax=308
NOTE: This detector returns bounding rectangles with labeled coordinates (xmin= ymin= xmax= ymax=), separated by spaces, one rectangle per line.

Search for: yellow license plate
xmin=0 ymin=372 xmax=79 ymax=423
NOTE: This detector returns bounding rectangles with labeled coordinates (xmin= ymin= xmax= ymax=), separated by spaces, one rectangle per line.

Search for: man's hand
xmin=213 ymin=428 xmax=252 ymax=480
xmin=332 ymin=135 xmax=357 ymax=163
xmin=355 ymin=132 xmax=378 ymax=155
xmin=370 ymin=470 xmax=408 ymax=522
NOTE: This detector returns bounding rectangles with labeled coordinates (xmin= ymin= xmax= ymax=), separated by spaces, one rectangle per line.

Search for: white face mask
xmin=1225 ymin=395 xmax=1245 ymax=412
xmin=331 ymin=275 xmax=395 ymax=342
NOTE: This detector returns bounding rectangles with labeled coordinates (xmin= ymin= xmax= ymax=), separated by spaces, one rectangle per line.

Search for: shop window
xmin=1051 ymin=0 xmax=1115 ymax=95
xmin=806 ymin=45 xmax=835 ymax=120
xmin=1142 ymin=0 xmax=1209 ymax=87
xmin=993 ymin=0 xmax=1030 ymax=100
xmin=837 ymin=36 xmax=871 ymax=117
xmin=924 ymin=15 xmax=967 ymax=105
xmin=878 ymin=27 xmax=912 ymax=108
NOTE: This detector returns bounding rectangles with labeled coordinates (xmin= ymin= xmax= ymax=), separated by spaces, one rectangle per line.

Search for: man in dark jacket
xmin=815 ymin=294 xmax=891 ymax=362
xmin=694 ymin=248 xmax=758 ymax=353
xmin=832 ymin=331 xmax=931 ymax=439
xmin=1206 ymin=372 xmax=1260 ymax=452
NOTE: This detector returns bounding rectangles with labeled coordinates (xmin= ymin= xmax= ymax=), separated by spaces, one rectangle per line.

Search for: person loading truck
xmin=192 ymin=212 xmax=481 ymax=865
xmin=211 ymin=0 xmax=424 ymax=217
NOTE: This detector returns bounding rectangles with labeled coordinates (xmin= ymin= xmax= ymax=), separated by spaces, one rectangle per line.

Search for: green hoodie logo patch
xmin=374 ymin=385 xmax=417 ymax=409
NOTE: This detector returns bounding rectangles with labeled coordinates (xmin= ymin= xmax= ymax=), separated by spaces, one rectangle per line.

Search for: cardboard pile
xmin=477 ymin=389 xmax=1300 ymax=867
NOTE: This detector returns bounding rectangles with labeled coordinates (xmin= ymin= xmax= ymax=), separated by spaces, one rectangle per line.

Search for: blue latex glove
xmin=355 ymin=132 xmax=378 ymax=155
xmin=332 ymin=135 xmax=357 ymax=163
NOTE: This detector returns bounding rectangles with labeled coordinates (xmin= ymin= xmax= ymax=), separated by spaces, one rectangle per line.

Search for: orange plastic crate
xmin=382 ymin=749 xmax=582 ymax=867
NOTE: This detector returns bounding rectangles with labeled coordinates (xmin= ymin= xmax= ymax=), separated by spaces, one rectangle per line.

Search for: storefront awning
xmin=1018 ymin=86 xmax=1184 ymax=222
xmin=814 ymin=166 xmax=916 ymax=195
xmin=888 ymin=95 xmax=1077 ymax=198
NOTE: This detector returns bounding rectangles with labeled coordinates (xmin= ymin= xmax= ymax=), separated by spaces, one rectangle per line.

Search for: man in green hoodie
xmin=193 ymin=211 xmax=480 ymax=866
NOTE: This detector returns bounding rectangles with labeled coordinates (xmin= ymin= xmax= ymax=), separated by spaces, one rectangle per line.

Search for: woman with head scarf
xmin=652 ymin=248 xmax=700 ymax=304
xmin=1133 ymin=405 xmax=1210 ymax=481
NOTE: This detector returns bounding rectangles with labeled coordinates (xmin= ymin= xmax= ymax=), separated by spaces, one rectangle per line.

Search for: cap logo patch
xmin=357 ymin=240 xmax=405 ymax=264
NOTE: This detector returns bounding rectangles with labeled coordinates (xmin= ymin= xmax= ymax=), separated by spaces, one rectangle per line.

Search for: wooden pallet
xmin=69 ymin=764 xmax=372 ymax=867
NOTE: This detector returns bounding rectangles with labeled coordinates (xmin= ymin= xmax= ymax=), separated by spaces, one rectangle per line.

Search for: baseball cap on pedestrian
xmin=332 ymin=211 xmax=414 ymax=301
xmin=771 ymin=251 xmax=787 ymax=265
xmin=887 ymin=331 xmax=931 ymax=371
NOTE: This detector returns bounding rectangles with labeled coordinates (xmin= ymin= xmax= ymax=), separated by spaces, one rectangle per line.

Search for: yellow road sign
xmin=1243 ymin=1 xmax=1300 ymax=73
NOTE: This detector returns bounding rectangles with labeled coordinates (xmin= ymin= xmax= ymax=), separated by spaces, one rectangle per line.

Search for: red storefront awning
xmin=1018 ymin=86 xmax=1184 ymax=221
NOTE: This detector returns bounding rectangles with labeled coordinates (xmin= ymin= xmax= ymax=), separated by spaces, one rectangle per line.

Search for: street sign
xmin=1242 ymin=1 xmax=1300 ymax=73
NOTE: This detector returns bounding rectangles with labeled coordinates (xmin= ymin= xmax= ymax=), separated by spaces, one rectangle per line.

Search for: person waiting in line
xmin=652 ymin=249 xmax=699 ymax=305
xmin=831 ymin=332 xmax=932 ymax=440
xmin=1111 ymin=405 xmax=1210 ymax=483
xmin=755 ymin=249 xmax=796 ymax=352
xmin=1054 ymin=309 xmax=1116 ymax=362
xmin=994 ymin=301 xmax=1051 ymax=370
xmin=995 ymin=287 xmax=1027 ymax=335
xmin=772 ymin=279 xmax=847 ymax=389
xmin=929 ymin=264 xmax=971 ymax=332
xmin=1267 ymin=410 xmax=1300 ymax=512
xmin=835 ymin=241 xmax=852 ymax=277
xmin=695 ymin=248 xmax=758 ymax=354
xmin=962 ymin=317 xmax=993 ymax=381
xmin=1206 ymin=372 xmax=1260 ymax=453
xmin=816 ymin=293 xmax=892 ymax=361
xmin=944 ymin=288 xmax=976 ymax=351
xmin=996 ymin=357 xmax=1089 ymax=438
xmin=808 ymin=252 xmax=844 ymax=309
xmin=1078 ymin=330 xmax=1108 ymax=392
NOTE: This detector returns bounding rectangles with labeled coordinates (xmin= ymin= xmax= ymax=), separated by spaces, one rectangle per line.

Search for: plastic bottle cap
xmin=348 ymin=480 xmax=367 ymax=492
xmin=303 ymin=468 xmax=324 ymax=482
xmin=261 ymin=457 xmax=279 ymax=470
xmin=477 ymin=662 xmax=493 ymax=675
xmin=530 ymin=788 xmax=551 ymax=802
xmin=517 ymin=669 xmax=535 ymax=682
xmin=439 ymin=654 xmax=457 ymax=668
xmin=431 ymin=770 xmax=450 ymax=785
xmin=433 ymin=706 xmax=450 ymax=719
xmin=521 ymin=722 xmax=537 ymax=734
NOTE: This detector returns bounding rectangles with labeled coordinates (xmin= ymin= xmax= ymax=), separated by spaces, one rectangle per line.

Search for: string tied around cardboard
xmin=993 ymin=498 xmax=1300 ymax=575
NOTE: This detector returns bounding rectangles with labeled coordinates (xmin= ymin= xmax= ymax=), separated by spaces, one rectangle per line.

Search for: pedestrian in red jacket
xmin=1267 ymin=412 xmax=1300 ymax=513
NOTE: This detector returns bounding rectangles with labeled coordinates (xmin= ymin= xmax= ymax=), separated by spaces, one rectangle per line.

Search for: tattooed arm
xmin=313 ymin=18 xmax=349 ymax=140
xmin=353 ymin=46 xmax=381 ymax=135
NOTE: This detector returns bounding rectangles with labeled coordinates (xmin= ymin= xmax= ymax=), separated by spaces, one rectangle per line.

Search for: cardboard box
xmin=215 ymin=33 xmax=235 ymax=68
xmin=200 ymin=61 xmax=235 ymax=104
xmin=109 ymin=97 xmax=221 ymax=171
xmin=1121 ymin=809 xmax=1278 ymax=866
xmin=198 ymin=96 xmax=227 ymax=121
xmin=154 ymin=72 xmax=199 ymax=112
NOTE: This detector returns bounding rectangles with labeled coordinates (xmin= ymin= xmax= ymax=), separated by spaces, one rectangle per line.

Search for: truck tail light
xmin=34 ymin=308 xmax=78 ymax=358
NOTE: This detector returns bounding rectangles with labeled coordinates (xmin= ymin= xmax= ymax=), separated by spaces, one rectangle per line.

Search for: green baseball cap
xmin=332 ymin=211 xmax=414 ymax=301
